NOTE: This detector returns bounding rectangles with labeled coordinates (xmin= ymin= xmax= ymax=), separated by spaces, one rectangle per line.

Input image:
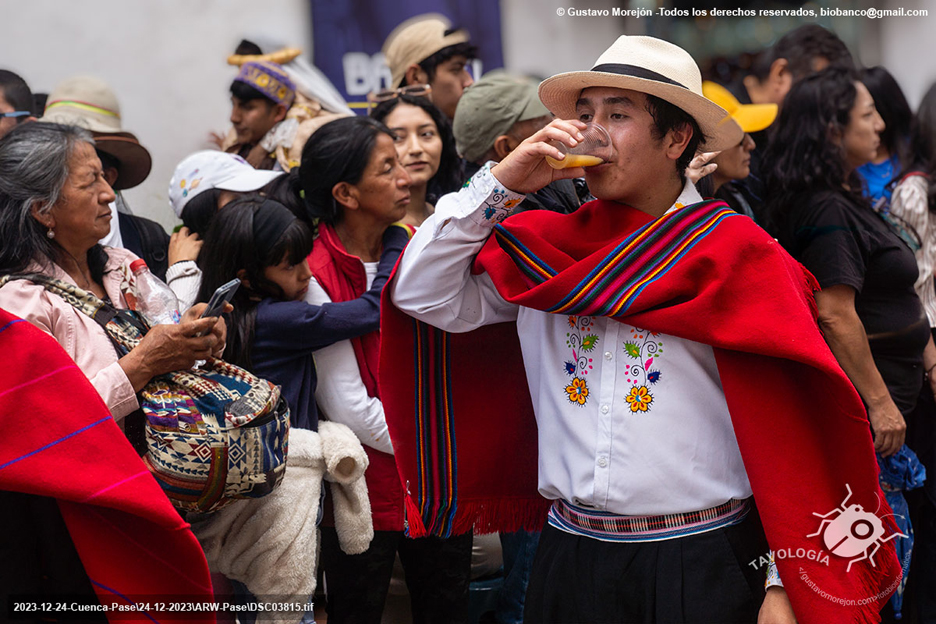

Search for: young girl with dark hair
xmin=195 ymin=195 xmax=407 ymax=431
xmin=370 ymin=94 xmax=462 ymax=227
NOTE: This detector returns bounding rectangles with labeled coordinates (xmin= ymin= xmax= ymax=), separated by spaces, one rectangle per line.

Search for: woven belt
xmin=547 ymin=497 xmax=752 ymax=543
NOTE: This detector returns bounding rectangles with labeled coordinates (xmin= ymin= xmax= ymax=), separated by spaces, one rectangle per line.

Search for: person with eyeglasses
xmin=0 ymin=69 xmax=35 ymax=140
xmin=382 ymin=14 xmax=477 ymax=121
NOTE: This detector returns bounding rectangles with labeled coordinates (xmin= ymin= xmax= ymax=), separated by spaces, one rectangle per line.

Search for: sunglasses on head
xmin=366 ymin=84 xmax=432 ymax=110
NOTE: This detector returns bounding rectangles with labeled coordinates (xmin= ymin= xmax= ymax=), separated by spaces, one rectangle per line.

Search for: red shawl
xmin=381 ymin=199 xmax=901 ymax=623
xmin=0 ymin=309 xmax=213 ymax=622
xmin=308 ymin=223 xmax=406 ymax=531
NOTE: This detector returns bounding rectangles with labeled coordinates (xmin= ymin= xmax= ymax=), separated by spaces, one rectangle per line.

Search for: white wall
xmin=0 ymin=0 xmax=312 ymax=231
xmin=880 ymin=0 xmax=936 ymax=109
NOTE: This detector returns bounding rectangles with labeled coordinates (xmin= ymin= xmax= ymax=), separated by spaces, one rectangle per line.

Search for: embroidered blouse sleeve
xmin=891 ymin=176 xmax=932 ymax=294
xmin=392 ymin=163 xmax=524 ymax=333
xmin=305 ymin=278 xmax=394 ymax=455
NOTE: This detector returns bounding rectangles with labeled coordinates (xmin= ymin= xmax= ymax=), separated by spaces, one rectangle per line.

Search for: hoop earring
xmin=46 ymin=228 xmax=55 ymax=239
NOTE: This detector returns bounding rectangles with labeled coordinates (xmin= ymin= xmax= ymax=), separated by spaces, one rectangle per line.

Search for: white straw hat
xmin=538 ymin=36 xmax=743 ymax=152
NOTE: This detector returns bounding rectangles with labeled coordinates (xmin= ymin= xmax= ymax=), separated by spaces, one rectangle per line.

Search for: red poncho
xmin=0 ymin=309 xmax=213 ymax=622
xmin=381 ymin=199 xmax=902 ymax=623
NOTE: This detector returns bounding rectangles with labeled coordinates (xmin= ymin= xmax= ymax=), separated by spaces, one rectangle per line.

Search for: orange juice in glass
xmin=546 ymin=122 xmax=612 ymax=169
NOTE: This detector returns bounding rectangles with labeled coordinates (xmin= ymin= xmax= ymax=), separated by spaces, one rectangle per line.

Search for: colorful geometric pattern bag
xmin=0 ymin=273 xmax=289 ymax=514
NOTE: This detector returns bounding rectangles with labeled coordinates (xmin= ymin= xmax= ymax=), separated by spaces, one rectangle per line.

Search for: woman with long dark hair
xmin=299 ymin=115 xmax=473 ymax=623
xmin=766 ymin=66 xmax=935 ymax=458
xmin=370 ymin=93 xmax=461 ymax=227
xmin=857 ymin=67 xmax=914 ymax=204
xmin=765 ymin=67 xmax=936 ymax=618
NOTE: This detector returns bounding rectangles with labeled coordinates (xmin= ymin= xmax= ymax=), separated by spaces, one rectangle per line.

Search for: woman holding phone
xmin=0 ymin=122 xmax=226 ymax=425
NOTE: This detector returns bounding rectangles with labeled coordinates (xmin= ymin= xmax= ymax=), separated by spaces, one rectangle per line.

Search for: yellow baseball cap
xmin=702 ymin=81 xmax=777 ymax=134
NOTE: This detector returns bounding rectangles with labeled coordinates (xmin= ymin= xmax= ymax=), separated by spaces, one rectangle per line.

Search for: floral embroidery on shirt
xmin=482 ymin=188 xmax=514 ymax=224
xmin=468 ymin=163 xmax=523 ymax=224
xmin=566 ymin=378 xmax=588 ymax=405
xmin=623 ymin=327 xmax=664 ymax=413
xmin=563 ymin=315 xmax=597 ymax=406
xmin=765 ymin=551 xmax=783 ymax=589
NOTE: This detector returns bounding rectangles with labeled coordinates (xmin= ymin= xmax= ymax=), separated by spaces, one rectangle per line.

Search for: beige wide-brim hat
xmin=539 ymin=36 xmax=743 ymax=152
xmin=40 ymin=75 xmax=152 ymax=190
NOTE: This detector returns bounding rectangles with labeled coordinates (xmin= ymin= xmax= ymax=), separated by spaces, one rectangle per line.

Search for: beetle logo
xmin=807 ymin=484 xmax=906 ymax=572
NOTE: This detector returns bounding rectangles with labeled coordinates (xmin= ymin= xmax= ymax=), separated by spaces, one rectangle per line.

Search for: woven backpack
xmin=1 ymin=273 xmax=289 ymax=513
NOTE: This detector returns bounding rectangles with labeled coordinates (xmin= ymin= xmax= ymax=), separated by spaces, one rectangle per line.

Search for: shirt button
xmin=597 ymin=457 xmax=608 ymax=468
xmin=601 ymin=404 xmax=610 ymax=414
xmin=604 ymin=351 xmax=613 ymax=360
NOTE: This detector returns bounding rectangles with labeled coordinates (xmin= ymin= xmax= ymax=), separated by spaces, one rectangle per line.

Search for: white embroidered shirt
xmin=392 ymin=165 xmax=752 ymax=516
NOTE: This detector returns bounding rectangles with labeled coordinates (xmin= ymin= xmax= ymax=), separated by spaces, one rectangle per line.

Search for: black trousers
xmin=524 ymin=505 xmax=768 ymax=624
xmin=320 ymin=527 xmax=473 ymax=624
xmin=0 ymin=492 xmax=106 ymax=624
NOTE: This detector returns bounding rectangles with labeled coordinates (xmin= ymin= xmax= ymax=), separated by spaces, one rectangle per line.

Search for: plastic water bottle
xmin=129 ymin=259 xmax=181 ymax=326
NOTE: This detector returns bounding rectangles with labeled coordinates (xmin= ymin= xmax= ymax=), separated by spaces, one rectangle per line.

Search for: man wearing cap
xmin=385 ymin=35 xmax=900 ymax=623
xmin=0 ymin=70 xmax=35 ymax=140
xmin=40 ymin=76 xmax=174 ymax=281
xmin=221 ymin=60 xmax=296 ymax=170
xmin=454 ymin=71 xmax=580 ymax=216
xmin=698 ymin=81 xmax=776 ymax=223
xmin=383 ymin=13 xmax=477 ymax=120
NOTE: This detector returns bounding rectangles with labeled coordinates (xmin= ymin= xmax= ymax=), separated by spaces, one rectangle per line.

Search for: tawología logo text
xmin=749 ymin=548 xmax=830 ymax=570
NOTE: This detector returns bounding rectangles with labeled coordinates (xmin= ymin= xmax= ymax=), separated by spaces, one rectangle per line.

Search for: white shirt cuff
xmin=431 ymin=162 xmax=525 ymax=238
xmin=765 ymin=551 xmax=783 ymax=589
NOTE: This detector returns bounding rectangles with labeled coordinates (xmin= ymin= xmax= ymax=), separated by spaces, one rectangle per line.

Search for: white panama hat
xmin=538 ymin=35 xmax=744 ymax=152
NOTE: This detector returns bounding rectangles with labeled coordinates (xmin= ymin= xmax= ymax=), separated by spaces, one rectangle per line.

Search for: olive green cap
xmin=453 ymin=71 xmax=551 ymax=163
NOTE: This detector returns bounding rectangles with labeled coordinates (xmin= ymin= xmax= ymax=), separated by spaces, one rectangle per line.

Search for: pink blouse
xmin=0 ymin=247 xmax=139 ymax=421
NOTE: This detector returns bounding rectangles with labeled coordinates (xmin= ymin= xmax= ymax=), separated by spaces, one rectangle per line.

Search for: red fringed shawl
xmin=381 ymin=199 xmax=903 ymax=623
xmin=0 ymin=310 xmax=213 ymax=622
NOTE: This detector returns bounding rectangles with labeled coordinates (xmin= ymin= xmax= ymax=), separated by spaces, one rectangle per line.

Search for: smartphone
xmin=201 ymin=278 xmax=240 ymax=320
